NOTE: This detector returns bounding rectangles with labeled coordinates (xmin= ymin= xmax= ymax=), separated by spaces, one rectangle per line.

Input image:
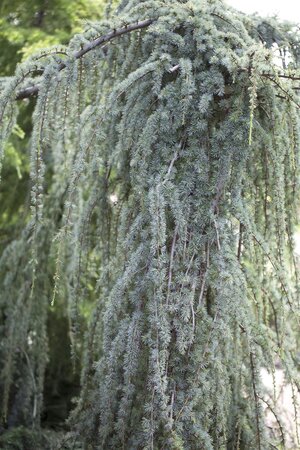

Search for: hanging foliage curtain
xmin=0 ymin=1 xmax=300 ymax=448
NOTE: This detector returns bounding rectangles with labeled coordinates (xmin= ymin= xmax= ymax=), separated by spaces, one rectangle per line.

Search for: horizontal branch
xmin=15 ymin=18 xmax=154 ymax=100
xmin=14 ymin=19 xmax=300 ymax=102
xmin=270 ymin=73 xmax=300 ymax=81
xmin=240 ymin=67 xmax=300 ymax=81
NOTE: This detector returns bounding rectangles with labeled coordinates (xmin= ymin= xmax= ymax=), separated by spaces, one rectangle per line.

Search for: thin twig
xmin=257 ymin=394 xmax=285 ymax=448
xmin=169 ymin=64 xmax=180 ymax=73
xmin=250 ymin=351 xmax=262 ymax=450
xmin=21 ymin=348 xmax=38 ymax=420
xmin=198 ymin=243 xmax=210 ymax=306
xmin=213 ymin=218 xmax=221 ymax=251
xmin=166 ymin=224 xmax=178 ymax=306
xmin=237 ymin=222 xmax=243 ymax=261
xmin=259 ymin=74 xmax=300 ymax=109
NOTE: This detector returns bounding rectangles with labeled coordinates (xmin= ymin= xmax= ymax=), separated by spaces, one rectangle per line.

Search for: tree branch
xmin=260 ymin=73 xmax=300 ymax=108
xmin=267 ymin=72 xmax=300 ymax=82
xmin=15 ymin=19 xmax=154 ymax=100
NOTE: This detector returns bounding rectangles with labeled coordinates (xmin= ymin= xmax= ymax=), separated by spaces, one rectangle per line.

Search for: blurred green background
xmin=0 ymin=2 xmax=106 ymax=446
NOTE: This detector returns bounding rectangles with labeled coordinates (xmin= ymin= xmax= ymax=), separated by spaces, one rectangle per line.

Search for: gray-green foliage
xmin=0 ymin=0 xmax=300 ymax=448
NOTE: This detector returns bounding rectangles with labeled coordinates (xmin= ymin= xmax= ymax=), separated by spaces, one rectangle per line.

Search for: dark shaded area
xmin=42 ymin=311 xmax=81 ymax=430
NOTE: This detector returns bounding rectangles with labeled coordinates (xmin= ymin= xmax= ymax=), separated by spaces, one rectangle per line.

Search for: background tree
xmin=0 ymin=0 xmax=300 ymax=449
xmin=0 ymin=0 xmax=106 ymax=247
xmin=0 ymin=0 xmax=106 ymax=446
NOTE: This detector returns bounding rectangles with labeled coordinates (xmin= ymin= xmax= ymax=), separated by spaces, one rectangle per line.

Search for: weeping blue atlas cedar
xmin=0 ymin=0 xmax=300 ymax=448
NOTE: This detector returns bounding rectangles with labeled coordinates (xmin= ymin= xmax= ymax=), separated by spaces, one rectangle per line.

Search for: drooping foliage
xmin=0 ymin=0 xmax=106 ymax=438
xmin=0 ymin=0 xmax=106 ymax=252
xmin=0 ymin=0 xmax=300 ymax=448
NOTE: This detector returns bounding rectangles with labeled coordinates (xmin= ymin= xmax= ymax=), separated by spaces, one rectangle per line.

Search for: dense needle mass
xmin=0 ymin=1 xmax=300 ymax=448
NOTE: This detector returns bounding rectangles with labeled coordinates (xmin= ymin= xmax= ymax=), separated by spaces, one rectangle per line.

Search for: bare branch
xmin=15 ymin=19 xmax=154 ymax=100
